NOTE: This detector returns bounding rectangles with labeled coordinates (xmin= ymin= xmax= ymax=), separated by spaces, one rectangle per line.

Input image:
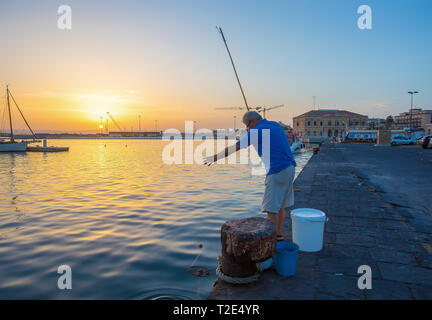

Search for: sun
xmin=75 ymin=93 xmax=125 ymax=119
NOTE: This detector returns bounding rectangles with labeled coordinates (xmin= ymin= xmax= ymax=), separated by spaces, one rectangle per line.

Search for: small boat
xmin=0 ymin=86 xmax=29 ymax=152
xmin=26 ymin=142 xmax=69 ymax=153
xmin=0 ymin=86 xmax=69 ymax=153
xmin=0 ymin=140 xmax=28 ymax=152
xmin=290 ymin=137 xmax=303 ymax=154
xmin=26 ymin=147 xmax=69 ymax=152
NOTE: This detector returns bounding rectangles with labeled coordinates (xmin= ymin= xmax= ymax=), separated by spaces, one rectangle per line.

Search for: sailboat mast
xmin=6 ymin=86 xmax=14 ymax=143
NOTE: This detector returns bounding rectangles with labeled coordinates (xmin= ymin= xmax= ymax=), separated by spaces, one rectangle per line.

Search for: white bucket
xmin=291 ymin=208 xmax=327 ymax=252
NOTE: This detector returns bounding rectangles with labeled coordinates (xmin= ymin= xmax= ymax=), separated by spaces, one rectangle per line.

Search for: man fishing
xmin=204 ymin=111 xmax=297 ymax=241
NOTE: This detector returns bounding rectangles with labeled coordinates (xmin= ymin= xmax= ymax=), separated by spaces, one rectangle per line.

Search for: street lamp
xmin=408 ymin=91 xmax=419 ymax=133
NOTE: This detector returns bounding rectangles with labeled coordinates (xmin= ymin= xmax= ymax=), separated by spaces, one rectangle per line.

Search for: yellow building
xmin=293 ymin=109 xmax=368 ymax=142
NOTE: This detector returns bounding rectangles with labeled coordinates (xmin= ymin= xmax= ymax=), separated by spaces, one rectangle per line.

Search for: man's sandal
xmin=276 ymin=235 xmax=284 ymax=241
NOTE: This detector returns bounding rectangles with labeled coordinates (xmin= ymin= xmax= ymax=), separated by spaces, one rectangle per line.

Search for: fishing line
xmin=187 ymin=243 xmax=210 ymax=277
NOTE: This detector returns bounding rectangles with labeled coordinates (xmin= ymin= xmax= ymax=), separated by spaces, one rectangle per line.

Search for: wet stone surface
xmin=208 ymin=143 xmax=432 ymax=300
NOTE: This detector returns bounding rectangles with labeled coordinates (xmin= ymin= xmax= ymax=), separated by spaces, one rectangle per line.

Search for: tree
xmin=385 ymin=116 xmax=394 ymax=129
xmin=278 ymin=121 xmax=292 ymax=131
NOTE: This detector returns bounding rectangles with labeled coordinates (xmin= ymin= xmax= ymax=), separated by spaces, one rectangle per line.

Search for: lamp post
xmin=408 ymin=91 xmax=419 ymax=135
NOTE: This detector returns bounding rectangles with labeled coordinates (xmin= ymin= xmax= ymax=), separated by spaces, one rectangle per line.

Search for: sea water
xmin=0 ymin=139 xmax=312 ymax=299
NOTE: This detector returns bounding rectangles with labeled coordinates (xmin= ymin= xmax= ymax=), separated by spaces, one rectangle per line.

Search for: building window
xmin=313 ymin=131 xmax=316 ymax=136
xmin=297 ymin=122 xmax=299 ymax=127
xmin=320 ymin=131 xmax=323 ymax=136
xmin=320 ymin=121 xmax=323 ymax=126
xmin=307 ymin=121 xmax=311 ymax=126
xmin=335 ymin=121 xmax=339 ymax=126
xmin=328 ymin=121 xmax=332 ymax=126
xmin=335 ymin=130 xmax=339 ymax=137
xmin=307 ymin=131 xmax=311 ymax=136
xmin=314 ymin=121 xmax=317 ymax=126
xmin=328 ymin=130 xmax=332 ymax=137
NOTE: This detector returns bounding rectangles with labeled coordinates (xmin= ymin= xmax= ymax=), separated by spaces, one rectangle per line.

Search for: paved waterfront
xmin=208 ymin=143 xmax=432 ymax=300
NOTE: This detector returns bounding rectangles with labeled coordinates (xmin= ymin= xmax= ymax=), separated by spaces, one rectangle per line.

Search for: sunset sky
xmin=0 ymin=0 xmax=431 ymax=133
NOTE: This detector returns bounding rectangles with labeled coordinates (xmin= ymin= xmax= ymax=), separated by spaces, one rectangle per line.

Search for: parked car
xmin=391 ymin=136 xmax=416 ymax=146
xmin=421 ymin=136 xmax=432 ymax=149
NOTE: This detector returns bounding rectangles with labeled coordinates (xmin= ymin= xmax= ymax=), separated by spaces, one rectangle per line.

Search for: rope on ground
xmin=215 ymin=257 xmax=261 ymax=284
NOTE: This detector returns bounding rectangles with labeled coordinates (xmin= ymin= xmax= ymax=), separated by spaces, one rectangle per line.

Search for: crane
xmin=214 ymin=107 xmax=246 ymax=111
xmin=254 ymin=105 xmax=285 ymax=118
xmin=107 ymin=112 xmax=123 ymax=133
xmin=215 ymin=105 xmax=285 ymax=119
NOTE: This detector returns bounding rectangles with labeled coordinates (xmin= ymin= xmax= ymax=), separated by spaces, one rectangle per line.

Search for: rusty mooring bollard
xmin=313 ymin=147 xmax=320 ymax=154
xmin=219 ymin=217 xmax=276 ymax=280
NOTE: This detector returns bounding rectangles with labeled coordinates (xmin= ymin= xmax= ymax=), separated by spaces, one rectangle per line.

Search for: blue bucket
xmin=274 ymin=241 xmax=299 ymax=277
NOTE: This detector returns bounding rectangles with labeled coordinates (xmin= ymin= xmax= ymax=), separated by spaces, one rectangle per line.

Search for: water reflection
xmin=0 ymin=140 xmax=312 ymax=299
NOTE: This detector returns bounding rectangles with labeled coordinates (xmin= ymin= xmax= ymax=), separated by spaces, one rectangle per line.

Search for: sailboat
xmin=0 ymin=86 xmax=28 ymax=152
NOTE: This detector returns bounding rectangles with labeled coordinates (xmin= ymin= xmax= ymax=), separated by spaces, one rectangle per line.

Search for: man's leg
xmin=267 ymin=209 xmax=285 ymax=240
xmin=266 ymin=212 xmax=277 ymax=225
xmin=263 ymin=166 xmax=294 ymax=240
xmin=277 ymin=207 xmax=286 ymax=237
xmin=274 ymin=165 xmax=295 ymax=240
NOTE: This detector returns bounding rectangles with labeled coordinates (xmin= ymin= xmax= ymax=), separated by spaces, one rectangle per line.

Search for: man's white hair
xmin=242 ymin=111 xmax=263 ymax=124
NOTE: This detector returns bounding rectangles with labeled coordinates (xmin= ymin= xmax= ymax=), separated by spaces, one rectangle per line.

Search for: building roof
xmin=396 ymin=109 xmax=432 ymax=117
xmin=294 ymin=109 xmax=367 ymax=118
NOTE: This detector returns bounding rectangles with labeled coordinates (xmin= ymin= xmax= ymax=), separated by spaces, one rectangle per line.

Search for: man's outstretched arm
xmin=203 ymin=144 xmax=241 ymax=166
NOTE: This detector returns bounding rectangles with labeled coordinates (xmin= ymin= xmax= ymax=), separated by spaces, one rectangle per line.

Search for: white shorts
xmin=262 ymin=165 xmax=295 ymax=213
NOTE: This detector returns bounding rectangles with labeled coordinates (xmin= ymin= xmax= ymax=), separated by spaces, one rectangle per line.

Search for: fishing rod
xmin=216 ymin=26 xmax=250 ymax=111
